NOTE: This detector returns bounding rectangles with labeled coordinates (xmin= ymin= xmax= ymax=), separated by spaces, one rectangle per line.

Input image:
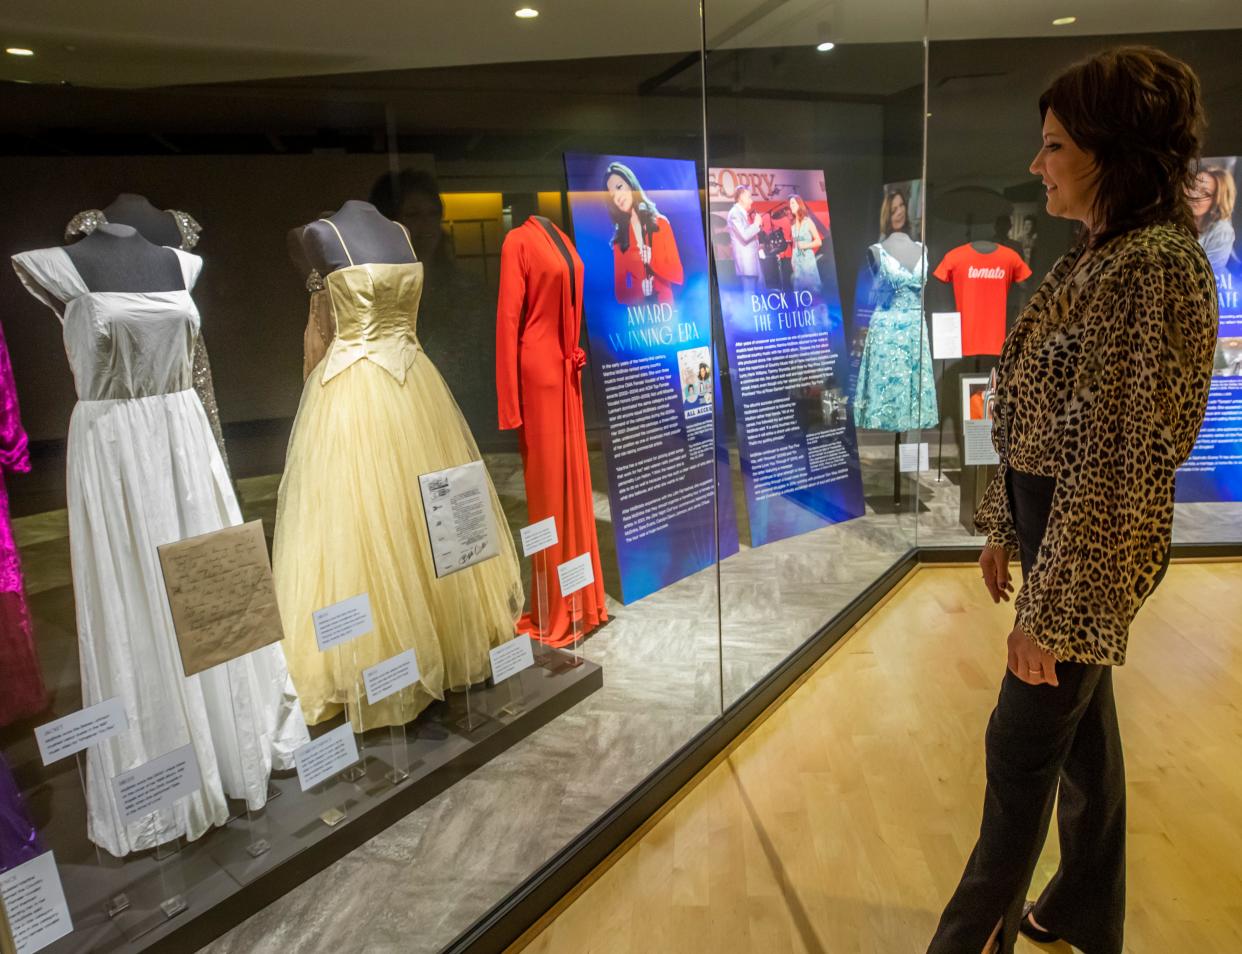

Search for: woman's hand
xmin=1007 ymin=623 xmax=1059 ymax=686
xmin=979 ymin=544 xmax=1013 ymax=603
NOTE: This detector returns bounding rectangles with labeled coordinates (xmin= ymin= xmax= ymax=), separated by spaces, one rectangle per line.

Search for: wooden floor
xmin=516 ymin=562 xmax=1242 ymax=954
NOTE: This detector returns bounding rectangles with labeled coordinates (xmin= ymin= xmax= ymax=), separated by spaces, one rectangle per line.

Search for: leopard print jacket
xmin=975 ymin=223 xmax=1218 ymax=665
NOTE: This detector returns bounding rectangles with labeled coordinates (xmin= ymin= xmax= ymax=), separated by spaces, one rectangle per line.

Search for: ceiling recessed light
xmin=816 ymin=41 xmax=835 ymax=52
xmin=5 ymin=47 xmax=34 ymax=57
xmin=1052 ymin=16 xmax=1077 ymax=26
xmin=515 ymin=7 xmax=539 ymax=18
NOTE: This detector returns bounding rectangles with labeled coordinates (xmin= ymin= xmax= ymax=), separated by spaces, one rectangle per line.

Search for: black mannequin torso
xmin=103 ymin=193 xmax=183 ymax=248
xmin=64 ymin=224 xmax=184 ymax=293
xmin=290 ymin=200 xmax=416 ymax=276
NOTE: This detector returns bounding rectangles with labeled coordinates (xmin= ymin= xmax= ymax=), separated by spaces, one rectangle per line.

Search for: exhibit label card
xmin=931 ymin=312 xmax=963 ymax=360
xmin=34 ymin=697 xmax=127 ymax=766
xmin=557 ymin=552 xmax=596 ymax=597
xmin=519 ymin=517 xmax=558 ymax=558
xmin=418 ymin=461 xmax=500 ymax=578
xmin=312 ymin=593 xmax=374 ymax=653
xmin=158 ymin=519 xmax=285 ymax=676
xmin=898 ymin=442 xmax=930 ymax=473
xmin=363 ymin=650 xmax=420 ymax=706
xmin=963 ymin=421 xmax=1000 ymax=466
xmin=0 ymin=853 xmax=72 ymax=954
xmin=489 ymin=635 xmax=536 ymax=685
xmin=112 ymin=744 xmax=202 ymax=823
xmin=294 ymin=723 xmax=360 ymax=792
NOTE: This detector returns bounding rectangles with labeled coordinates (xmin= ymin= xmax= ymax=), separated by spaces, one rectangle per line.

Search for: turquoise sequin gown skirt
xmin=853 ymin=305 xmax=939 ymax=431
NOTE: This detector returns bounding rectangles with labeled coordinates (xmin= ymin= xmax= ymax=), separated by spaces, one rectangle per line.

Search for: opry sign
xmin=708 ymin=168 xmax=780 ymax=201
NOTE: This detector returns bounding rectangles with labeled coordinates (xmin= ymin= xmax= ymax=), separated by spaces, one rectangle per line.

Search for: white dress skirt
xmin=12 ymin=246 xmax=309 ymax=857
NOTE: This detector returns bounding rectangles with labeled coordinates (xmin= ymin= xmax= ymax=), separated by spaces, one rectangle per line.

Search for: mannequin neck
xmin=299 ymin=200 xmax=416 ymax=274
xmin=971 ymin=240 xmax=999 ymax=253
xmin=64 ymin=224 xmax=184 ymax=293
xmin=103 ymin=193 xmax=181 ymax=246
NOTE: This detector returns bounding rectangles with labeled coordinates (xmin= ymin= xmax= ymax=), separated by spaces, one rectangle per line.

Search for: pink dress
xmin=0 ymin=317 xmax=46 ymax=727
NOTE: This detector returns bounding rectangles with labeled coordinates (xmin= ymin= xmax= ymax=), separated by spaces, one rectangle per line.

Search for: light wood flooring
xmin=517 ymin=562 xmax=1242 ymax=954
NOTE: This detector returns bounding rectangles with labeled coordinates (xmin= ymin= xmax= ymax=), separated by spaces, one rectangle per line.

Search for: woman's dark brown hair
xmin=1039 ymin=45 xmax=1205 ymax=245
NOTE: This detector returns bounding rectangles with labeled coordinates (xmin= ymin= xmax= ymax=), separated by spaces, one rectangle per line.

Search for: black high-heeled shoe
xmin=1017 ymin=901 xmax=1061 ymax=944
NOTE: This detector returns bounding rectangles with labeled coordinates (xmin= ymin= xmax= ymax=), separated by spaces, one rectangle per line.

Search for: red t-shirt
xmin=933 ymin=244 xmax=1032 ymax=356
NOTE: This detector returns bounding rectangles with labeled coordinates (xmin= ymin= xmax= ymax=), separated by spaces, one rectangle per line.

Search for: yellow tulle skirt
xmin=273 ymin=352 xmax=523 ymax=728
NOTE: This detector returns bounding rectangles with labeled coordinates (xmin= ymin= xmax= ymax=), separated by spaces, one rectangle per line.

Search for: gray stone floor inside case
xmin=6 ymin=433 xmax=1237 ymax=954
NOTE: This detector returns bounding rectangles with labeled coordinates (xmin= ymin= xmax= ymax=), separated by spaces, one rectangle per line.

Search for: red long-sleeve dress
xmin=612 ymin=214 xmax=684 ymax=305
xmin=496 ymin=217 xmax=607 ymax=646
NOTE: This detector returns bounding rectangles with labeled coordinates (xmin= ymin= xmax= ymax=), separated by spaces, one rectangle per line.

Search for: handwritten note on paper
xmin=556 ymin=553 xmax=595 ymax=597
xmin=363 ymin=650 xmax=420 ymax=705
xmin=34 ymin=698 xmax=127 ymax=766
xmin=294 ymin=723 xmax=360 ymax=792
xmin=931 ymin=312 xmax=963 ymax=360
xmin=418 ymin=461 xmax=500 ymax=578
xmin=0 ymin=853 xmax=73 ymax=954
xmin=111 ymin=744 xmax=202 ymax=823
xmin=898 ymin=442 xmax=930 ymax=474
xmin=519 ymin=517 xmax=558 ymax=558
xmin=489 ymin=635 xmax=536 ymax=685
xmin=312 ymin=594 xmax=374 ymax=653
xmin=158 ymin=520 xmax=284 ymax=676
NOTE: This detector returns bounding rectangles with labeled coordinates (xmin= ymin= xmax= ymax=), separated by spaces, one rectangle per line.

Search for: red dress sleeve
xmin=496 ymin=232 xmax=527 ymax=430
xmin=649 ymin=218 xmax=684 ymax=287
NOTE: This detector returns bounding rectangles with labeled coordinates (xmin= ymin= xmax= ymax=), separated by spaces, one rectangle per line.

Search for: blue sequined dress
xmin=853 ymin=243 xmax=938 ymax=431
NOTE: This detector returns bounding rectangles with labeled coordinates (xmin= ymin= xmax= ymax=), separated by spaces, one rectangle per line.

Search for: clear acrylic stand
xmin=317 ymin=712 xmax=351 ymax=829
xmin=457 ymin=575 xmax=487 ymax=734
xmin=75 ymin=751 xmax=130 ymax=918
xmin=153 ymin=824 xmax=187 ymax=919
xmin=566 ymin=589 xmax=585 ymax=667
xmin=225 ymin=657 xmax=270 ymax=858
xmin=531 ymin=550 xmax=552 ymax=668
xmin=385 ymin=687 xmax=410 ymax=785
xmin=339 ymin=643 xmax=366 ymax=783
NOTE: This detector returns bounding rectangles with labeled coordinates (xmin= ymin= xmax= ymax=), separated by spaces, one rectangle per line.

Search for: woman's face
xmin=1189 ymin=170 xmax=1217 ymax=220
xmin=1030 ymin=109 xmax=1098 ymax=228
xmin=607 ymin=174 xmax=634 ymax=215
xmin=890 ymin=193 xmax=907 ymax=233
xmin=698 ymin=365 xmax=710 ymax=380
xmin=789 ymin=198 xmax=799 ymax=217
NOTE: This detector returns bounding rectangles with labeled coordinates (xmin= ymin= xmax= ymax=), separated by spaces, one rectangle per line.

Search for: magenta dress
xmin=0 ymin=317 xmax=45 ymax=728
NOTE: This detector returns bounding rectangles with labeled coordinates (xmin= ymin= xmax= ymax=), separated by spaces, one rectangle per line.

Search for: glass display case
xmin=0 ymin=2 xmax=1238 ymax=953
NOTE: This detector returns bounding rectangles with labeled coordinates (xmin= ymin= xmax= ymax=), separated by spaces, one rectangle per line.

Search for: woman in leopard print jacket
xmin=929 ymin=47 xmax=1218 ymax=954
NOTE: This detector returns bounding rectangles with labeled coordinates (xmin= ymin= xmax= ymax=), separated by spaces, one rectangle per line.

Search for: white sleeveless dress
xmin=11 ymin=246 xmax=309 ymax=857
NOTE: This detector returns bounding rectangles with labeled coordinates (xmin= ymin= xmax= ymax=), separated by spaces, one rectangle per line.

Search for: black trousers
xmin=927 ymin=470 xmax=1164 ymax=954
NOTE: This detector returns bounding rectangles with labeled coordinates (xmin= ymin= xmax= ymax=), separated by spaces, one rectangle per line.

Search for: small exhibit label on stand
xmin=0 ymin=851 xmax=73 ymax=954
xmin=489 ymin=635 xmax=536 ymax=685
xmin=931 ymin=312 xmax=963 ymax=360
xmin=312 ymin=593 xmax=374 ymax=653
xmin=294 ymin=722 xmax=360 ymax=792
xmin=963 ymin=421 xmax=1000 ymax=466
xmin=363 ymin=650 xmax=421 ymax=705
xmin=112 ymin=744 xmax=202 ymax=823
xmin=34 ymin=697 xmax=127 ymax=766
xmin=519 ymin=517 xmax=558 ymax=557
xmin=898 ymin=442 xmax=930 ymax=474
xmin=556 ymin=552 xmax=595 ymax=597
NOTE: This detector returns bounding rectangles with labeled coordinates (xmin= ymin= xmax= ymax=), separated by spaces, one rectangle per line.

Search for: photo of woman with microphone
xmin=605 ymin=161 xmax=685 ymax=305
